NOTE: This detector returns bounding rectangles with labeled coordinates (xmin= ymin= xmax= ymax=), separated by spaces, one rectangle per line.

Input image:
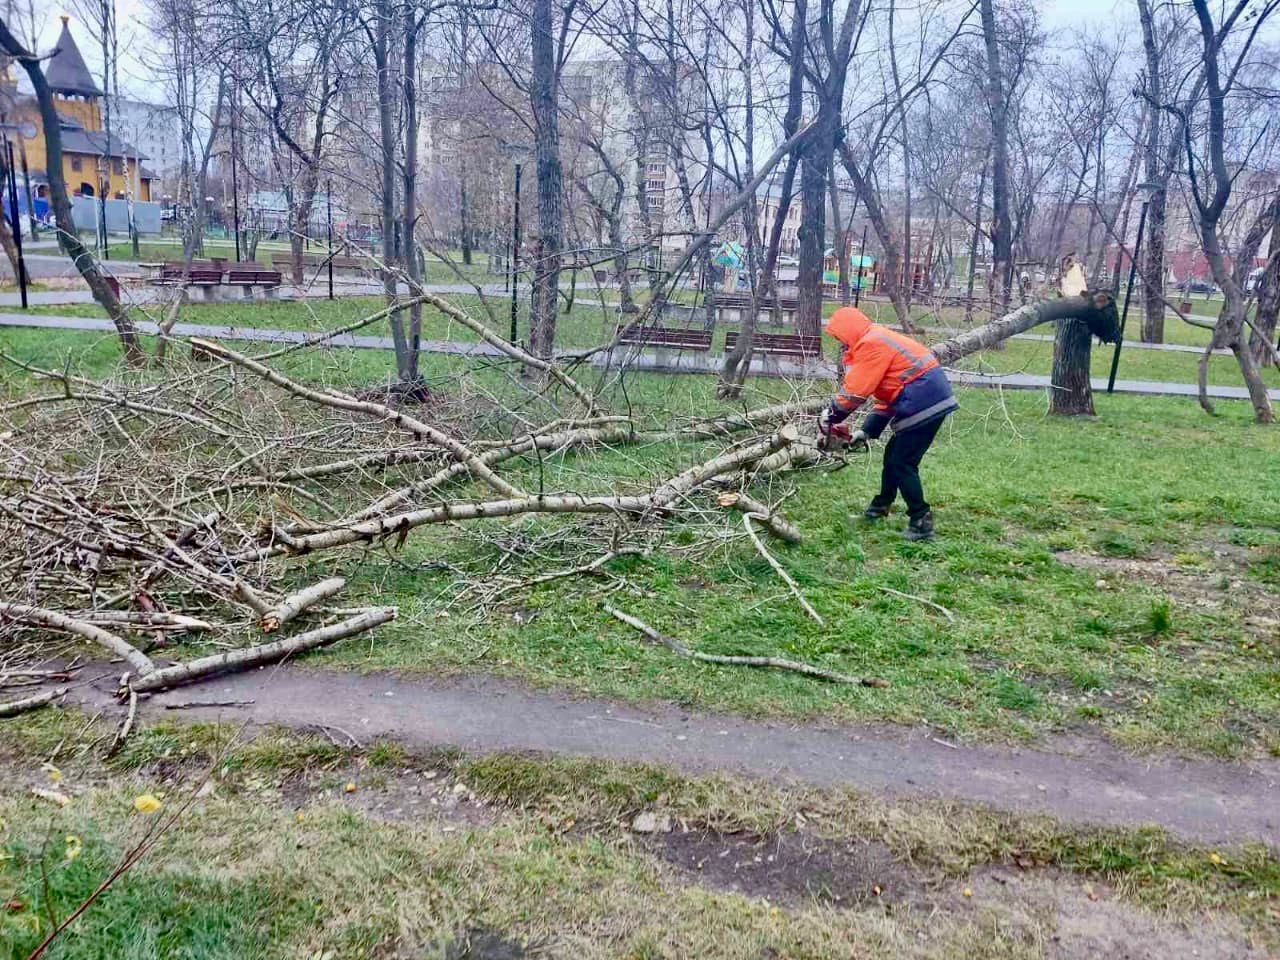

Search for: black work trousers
xmin=868 ymin=416 xmax=944 ymax=520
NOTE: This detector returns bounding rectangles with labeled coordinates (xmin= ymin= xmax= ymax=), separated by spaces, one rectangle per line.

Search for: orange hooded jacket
xmin=824 ymin=307 xmax=956 ymax=435
xmin=825 ymin=307 xmax=937 ymax=410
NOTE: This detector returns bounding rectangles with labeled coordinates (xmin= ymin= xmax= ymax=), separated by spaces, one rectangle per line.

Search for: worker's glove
xmin=846 ymin=428 xmax=870 ymax=452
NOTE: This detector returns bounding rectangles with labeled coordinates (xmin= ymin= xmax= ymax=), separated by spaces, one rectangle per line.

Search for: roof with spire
xmin=45 ymin=15 xmax=102 ymax=98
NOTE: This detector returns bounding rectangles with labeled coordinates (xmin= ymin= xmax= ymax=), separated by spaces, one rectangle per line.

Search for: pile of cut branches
xmin=0 ymin=286 xmax=1118 ymax=723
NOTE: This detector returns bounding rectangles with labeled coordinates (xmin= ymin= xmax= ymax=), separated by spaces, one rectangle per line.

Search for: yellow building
xmin=2 ymin=16 xmax=157 ymax=203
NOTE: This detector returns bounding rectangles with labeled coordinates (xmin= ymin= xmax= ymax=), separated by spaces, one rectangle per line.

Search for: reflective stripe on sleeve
xmin=870 ymin=331 xmax=935 ymax=382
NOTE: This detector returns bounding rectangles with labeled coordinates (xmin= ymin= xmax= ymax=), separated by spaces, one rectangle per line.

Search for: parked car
xmin=1179 ymin=278 xmax=1217 ymax=295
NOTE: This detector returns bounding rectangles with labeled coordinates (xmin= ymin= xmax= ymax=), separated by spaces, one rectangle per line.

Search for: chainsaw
xmin=817 ymin=422 xmax=867 ymax=454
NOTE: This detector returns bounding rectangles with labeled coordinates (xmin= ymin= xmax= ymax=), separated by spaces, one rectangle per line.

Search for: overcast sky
xmin=35 ymin=0 xmax=1135 ymax=102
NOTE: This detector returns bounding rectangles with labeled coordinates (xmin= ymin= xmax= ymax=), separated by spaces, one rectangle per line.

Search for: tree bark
xmin=932 ymin=291 xmax=1119 ymax=366
xmin=1049 ymin=319 xmax=1096 ymax=415
xmin=1136 ymin=0 xmax=1164 ymax=343
xmin=0 ymin=197 xmax=19 ymax=279
xmin=371 ymin=1 xmax=410 ymax=378
xmin=979 ymin=0 xmax=1012 ymax=309
xmin=0 ymin=22 xmax=141 ymax=363
xmin=1249 ymin=211 xmax=1280 ymax=367
xmin=964 ymin=152 xmax=989 ymax=324
xmin=402 ymin=5 xmax=423 ymax=383
xmin=528 ymin=0 xmax=563 ymax=362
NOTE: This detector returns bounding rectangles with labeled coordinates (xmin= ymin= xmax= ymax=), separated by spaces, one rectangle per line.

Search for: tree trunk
xmin=609 ymin=191 xmax=637 ymax=315
xmin=1136 ymin=0 xmax=1165 ymax=343
xmin=528 ymin=0 xmax=563 ymax=362
xmin=372 ymin=2 xmax=410 ymax=378
xmin=1 ymin=24 xmax=141 ymax=363
xmin=829 ymin=163 xmax=851 ymax=305
xmin=402 ymin=6 xmax=423 ymax=383
xmin=1050 ymin=319 xmax=1096 ymax=416
xmin=932 ymin=291 xmax=1119 ymax=366
xmin=0 ymin=171 xmax=19 ymax=277
xmin=755 ymin=0 xmax=805 ymax=315
xmin=289 ymin=171 xmax=317 ymax=286
xmin=1249 ymin=228 xmax=1280 ymax=367
xmin=964 ymin=153 xmax=988 ymax=325
xmin=979 ymin=0 xmax=1012 ymax=309
xmin=796 ymin=127 xmax=828 ymax=338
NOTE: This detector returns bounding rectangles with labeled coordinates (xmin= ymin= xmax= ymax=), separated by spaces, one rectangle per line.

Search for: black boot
xmin=904 ymin=511 xmax=935 ymax=541
xmin=863 ymin=503 xmax=890 ymax=520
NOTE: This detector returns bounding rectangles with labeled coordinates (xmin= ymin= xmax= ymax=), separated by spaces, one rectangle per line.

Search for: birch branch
xmin=604 ymin=605 xmax=888 ymax=687
xmin=130 ymin=608 xmax=396 ymax=693
xmin=0 ymin=603 xmax=155 ymax=676
xmin=0 ymin=686 xmax=69 ymax=718
xmin=260 ymin=577 xmax=346 ymax=633
xmin=244 ymin=427 xmax=798 ymax=562
xmin=742 ymin=513 xmax=823 ymax=625
xmin=189 ymin=338 xmax=526 ymax=499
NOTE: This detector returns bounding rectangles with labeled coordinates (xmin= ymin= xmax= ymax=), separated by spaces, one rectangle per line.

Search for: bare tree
xmin=0 ymin=18 xmax=140 ymax=362
xmin=978 ymin=0 xmax=1013 ymax=306
xmin=1165 ymin=0 xmax=1277 ymax=422
xmin=225 ymin=0 xmax=354 ymax=285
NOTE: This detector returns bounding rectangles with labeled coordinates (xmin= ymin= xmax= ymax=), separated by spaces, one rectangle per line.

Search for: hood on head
xmin=824 ymin=307 xmax=872 ymax=347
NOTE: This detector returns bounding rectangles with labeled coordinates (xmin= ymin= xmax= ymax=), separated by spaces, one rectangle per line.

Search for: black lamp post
xmin=1107 ymin=181 xmax=1160 ymax=394
xmin=326 ymin=180 xmax=334 ymax=301
xmin=853 ymin=223 xmax=868 ymax=308
xmin=510 ymin=161 xmax=522 ymax=344
xmin=230 ymin=102 xmax=242 ymax=262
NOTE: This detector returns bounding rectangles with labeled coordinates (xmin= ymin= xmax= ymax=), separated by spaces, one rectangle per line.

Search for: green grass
xmin=2 ymin=316 xmax=1278 ymax=759
xmin=2 ymin=715 xmax=1276 ymax=958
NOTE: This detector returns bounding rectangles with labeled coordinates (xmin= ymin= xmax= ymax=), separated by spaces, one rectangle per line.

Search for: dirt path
xmin=65 ymin=666 xmax=1279 ymax=847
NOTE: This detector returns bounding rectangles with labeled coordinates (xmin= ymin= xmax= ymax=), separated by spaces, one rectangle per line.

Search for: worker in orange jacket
xmin=819 ymin=307 xmax=957 ymax=541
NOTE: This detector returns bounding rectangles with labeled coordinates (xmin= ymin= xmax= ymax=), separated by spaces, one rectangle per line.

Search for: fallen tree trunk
xmin=0 ymin=685 xmax=70 ymax=718
xmin=930 ymin=292 xmax=1119 ymax=366
xmin=241 ymin=427 xmax=800 ymax=563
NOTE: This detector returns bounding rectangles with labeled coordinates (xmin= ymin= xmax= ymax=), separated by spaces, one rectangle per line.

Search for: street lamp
xmin=500 ymin=142 xmax=532 ymax=344
xmin=1107 ymin=180 xmax=1161 ymax=394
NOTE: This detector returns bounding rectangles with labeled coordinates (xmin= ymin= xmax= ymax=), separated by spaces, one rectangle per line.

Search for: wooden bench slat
xmin=616 ymin=325 xmax=713 ymax=352
xmin=724 ymin=331 xmax=822 ymax=358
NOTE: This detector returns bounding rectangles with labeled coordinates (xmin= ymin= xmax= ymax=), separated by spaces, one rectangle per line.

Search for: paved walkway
xmin=4 ymin=311 xmax=1277 ymax=402
xmin=63 ymin=664 xmax=1280 ymax=846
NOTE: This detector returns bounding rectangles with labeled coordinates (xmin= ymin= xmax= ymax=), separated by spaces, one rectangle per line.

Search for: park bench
xmin=714 ymin=293 xmax=799 ymax=326
xmin=153 ymin=262 xmax=282 ymax=302
xmin=723 ymin=331 xmax=825 ymax=372
xmin=226 ymin=268 xmax=283 ymax=300
xmin=155 ymin=266 xmax=226 ymax=302
xmin=614 ymin=324 xmax=713 ymax=368
xmin=269 ymin=253 xmax=370 ymax=276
